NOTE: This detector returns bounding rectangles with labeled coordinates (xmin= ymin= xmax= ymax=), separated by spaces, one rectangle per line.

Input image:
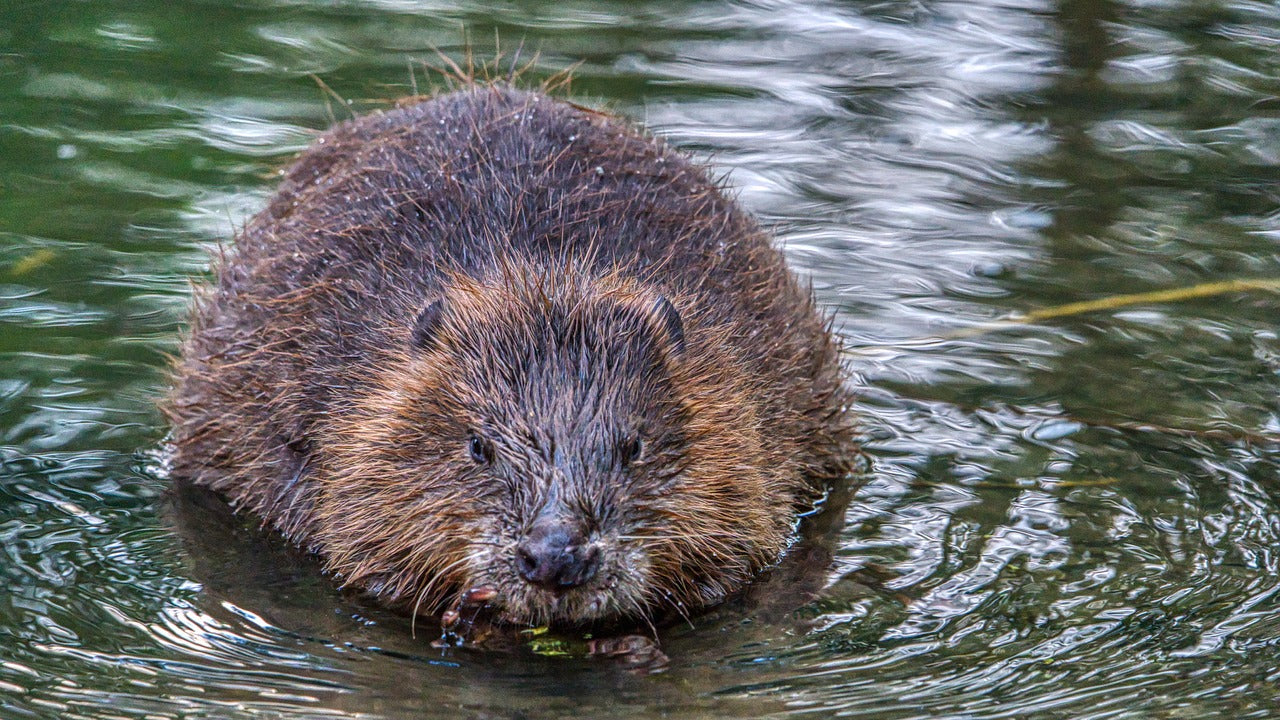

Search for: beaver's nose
xmin=515 ymin=523 xmax=600 ymax=591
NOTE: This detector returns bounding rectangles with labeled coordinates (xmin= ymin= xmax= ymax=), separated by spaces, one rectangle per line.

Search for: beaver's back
xmin=168 ymin=85 xmax=850 ymax=569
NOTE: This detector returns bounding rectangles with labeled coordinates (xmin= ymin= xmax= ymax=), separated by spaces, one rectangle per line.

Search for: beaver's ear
xmin=410 ymin=298 xmax=447 ymax=351
xmin=648 ymin=295 xmax=685 ymax=355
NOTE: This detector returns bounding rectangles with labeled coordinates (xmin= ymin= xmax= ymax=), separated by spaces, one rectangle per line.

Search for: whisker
xmin=616 ymin=534 xmax=706 ymax=541
xmin=408 ymin=553 xmax=474 ymax=637
xmin=662 ymin=588 xmax=696 ymax=631
xmin=410 ymin=582 xmax=430 ymax=639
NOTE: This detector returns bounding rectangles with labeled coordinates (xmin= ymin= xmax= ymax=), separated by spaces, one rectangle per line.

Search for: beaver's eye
xmin=620 ymin=437 xmax=644 ymax=466
xmin=468 ymin=435 xmax=494 ymax=464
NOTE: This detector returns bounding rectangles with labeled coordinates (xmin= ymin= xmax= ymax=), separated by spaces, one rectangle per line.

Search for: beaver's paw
xmin=433 ymin=585 xmax=499 ymax=648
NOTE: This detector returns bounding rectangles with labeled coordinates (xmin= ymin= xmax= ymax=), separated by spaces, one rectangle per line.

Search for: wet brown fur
xmin=165 ymin=82 xmax=855 ymax=628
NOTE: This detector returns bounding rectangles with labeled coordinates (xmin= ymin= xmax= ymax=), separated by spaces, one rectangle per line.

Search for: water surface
xmin=3 ymin=0 xmax=1280 ymax=717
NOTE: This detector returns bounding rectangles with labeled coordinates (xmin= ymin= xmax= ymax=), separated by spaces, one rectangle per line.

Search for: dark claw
xmin=462 ymin=585 xmax=497 ymax=604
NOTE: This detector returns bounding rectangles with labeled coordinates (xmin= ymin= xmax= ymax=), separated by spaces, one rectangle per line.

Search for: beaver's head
xmin=312 ymin=265 xmax=795 ymax=627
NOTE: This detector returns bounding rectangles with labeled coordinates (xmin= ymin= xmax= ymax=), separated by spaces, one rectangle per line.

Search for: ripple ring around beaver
xmin=164 ymin=77 xmax=859 ymax=668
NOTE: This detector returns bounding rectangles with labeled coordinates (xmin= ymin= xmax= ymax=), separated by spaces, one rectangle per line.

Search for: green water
xmin=3 ymin=0 xmax=1280 ymax=717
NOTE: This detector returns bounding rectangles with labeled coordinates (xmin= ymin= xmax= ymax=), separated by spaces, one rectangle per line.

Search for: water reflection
xmin=1 ymin=0 xmax=1279 ymax=717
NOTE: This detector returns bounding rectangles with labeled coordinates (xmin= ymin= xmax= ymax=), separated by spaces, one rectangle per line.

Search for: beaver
xmin=165 ymin=83 xmax=856 ymax=631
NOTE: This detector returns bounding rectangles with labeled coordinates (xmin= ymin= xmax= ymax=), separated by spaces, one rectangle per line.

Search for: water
xmin=3 ymin=0 xmax=1279 ymax=716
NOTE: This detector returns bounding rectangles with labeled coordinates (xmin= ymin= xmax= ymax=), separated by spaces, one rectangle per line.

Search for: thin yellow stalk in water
xmin=846 ymin=277 xmax=1280 ymax=352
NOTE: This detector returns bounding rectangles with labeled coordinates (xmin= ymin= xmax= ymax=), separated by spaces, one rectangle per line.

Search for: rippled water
xmin=3 ymin=0 xmax=1280 ymax=717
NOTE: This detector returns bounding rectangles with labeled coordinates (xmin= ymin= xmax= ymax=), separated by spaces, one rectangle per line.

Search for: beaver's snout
xmin=515 ymin=521 xmax=601 ymax=592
